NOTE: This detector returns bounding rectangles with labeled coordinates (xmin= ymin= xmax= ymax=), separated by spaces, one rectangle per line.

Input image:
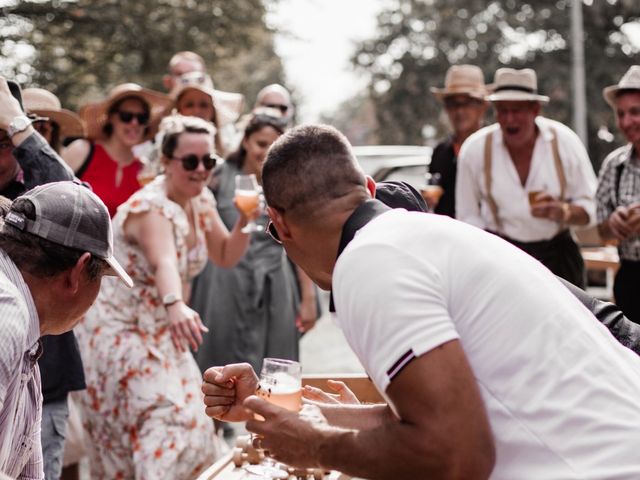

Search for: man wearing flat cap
xmin=456 ymin=68 xmax=597 ymax=287
xmin=596 ymin=65 xmax=640 ymax=324
xmin=428 ymin=64 xmax=488 ymax=217
xmin=0 ymin=181 xmax=132 ymax=479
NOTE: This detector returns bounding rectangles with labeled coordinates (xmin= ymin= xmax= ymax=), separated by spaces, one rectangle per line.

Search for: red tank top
xmin=80 ymin=143 xmax=142 ymax=217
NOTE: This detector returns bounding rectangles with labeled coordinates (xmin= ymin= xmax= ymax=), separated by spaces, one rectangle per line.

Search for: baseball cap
xmin=1 ymin=181 xmax=133 ymax=287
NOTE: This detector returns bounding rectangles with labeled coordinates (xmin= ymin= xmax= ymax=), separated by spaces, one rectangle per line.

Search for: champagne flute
xmin=235 ymin=173 xmax=262 ymax=233
xmin=244 ymin=358 xmax=302 ymax=479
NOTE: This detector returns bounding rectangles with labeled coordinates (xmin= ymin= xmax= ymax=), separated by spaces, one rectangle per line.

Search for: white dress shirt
xmin=456 ymin=117 xmax=597 ymax=242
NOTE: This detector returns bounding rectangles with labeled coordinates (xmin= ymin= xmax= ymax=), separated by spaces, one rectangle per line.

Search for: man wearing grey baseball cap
xmin=0 ymin=180 xmax=131 ymax=479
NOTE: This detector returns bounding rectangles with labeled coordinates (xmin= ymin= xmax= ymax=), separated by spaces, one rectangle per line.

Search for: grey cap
xmin=2 ymin=181 xmax=133 ymax=287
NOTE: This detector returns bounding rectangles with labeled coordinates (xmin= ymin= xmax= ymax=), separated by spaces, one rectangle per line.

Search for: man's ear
xmin=366 ymin=175 xmax=376 ymax=198
xmin=162 ymin=74 xmax=174 ymax=92
xmin=65 ymin=252 xmax=93 ymax=295
xmin=266 ymin=206 xmax=292 ymax=241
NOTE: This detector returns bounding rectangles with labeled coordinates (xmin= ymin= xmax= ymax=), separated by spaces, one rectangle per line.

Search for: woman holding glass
xmin=75 ymin=115 xmax=252 ymax=479
xmin=191 ymin=108 xmax=318 ymax=376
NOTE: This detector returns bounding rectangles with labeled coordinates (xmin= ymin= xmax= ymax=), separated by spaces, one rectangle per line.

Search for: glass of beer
xmin=421 ymin=172 xmax=444 ymax=212
xmin=245 ymin=358 xmax=302 ymax=479
xmin=235 ymin=173 xmax=262 ymax=233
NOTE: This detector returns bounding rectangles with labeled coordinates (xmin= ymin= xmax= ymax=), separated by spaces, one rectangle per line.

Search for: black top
xmin=2 ymin=132 xmax=86 ymax=402
xmin=428 ymin=137 xmax=457 ymax=218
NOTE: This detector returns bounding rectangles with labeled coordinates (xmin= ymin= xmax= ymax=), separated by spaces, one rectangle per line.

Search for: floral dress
xmin=75 ymin=176 xmax=222 ymax=480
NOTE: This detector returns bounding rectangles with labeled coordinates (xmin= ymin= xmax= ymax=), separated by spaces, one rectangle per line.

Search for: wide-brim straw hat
xmin=430 ymin=65 xmax=489 ymax=101
xmin=486 ymin=68 xmax=549 ymax=104
xmin=80 ymin=83 xmax=173 ymax=141
xmin=22 ymin=88 xmax=85 ymax=139
xmin=170 ymin=72 xmax=244 ymax=127
xmin=603 ymin=65 xmax=640 ymax=107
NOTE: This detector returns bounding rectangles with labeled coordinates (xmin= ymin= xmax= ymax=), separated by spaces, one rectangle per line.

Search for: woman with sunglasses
xmin=75 ymin=115 xmax=252 ymax=479
xmin=63 ymin=83 xmax=172 ymax=216
xmin=191 ymin=108 xmax=318 ymax=377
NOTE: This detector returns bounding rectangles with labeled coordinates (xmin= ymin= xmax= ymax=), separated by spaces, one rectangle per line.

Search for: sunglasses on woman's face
xmin=117 ymin=110 xmax=149 ymax=125
xmin=170 ymin=153 xmax=218 ymax=171
xmin=266 ymin=220 xmax=282 ymax=244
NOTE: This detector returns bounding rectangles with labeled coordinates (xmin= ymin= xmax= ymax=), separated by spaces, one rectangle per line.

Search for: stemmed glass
xmin=235 ymin=174 xmax=262 ymax=233
xmin=244 ymin=358 xmax=302 ymax=479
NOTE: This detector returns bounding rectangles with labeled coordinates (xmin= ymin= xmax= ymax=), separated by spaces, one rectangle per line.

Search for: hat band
xmin=494 ymin=85 xmax=536 ymax=94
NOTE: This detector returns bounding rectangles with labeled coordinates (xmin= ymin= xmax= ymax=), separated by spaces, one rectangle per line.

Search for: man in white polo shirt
xmin=456 ymin=68 xmax=597 ymax=288
xmin=202 ymin=125 xmax=640 ymax=480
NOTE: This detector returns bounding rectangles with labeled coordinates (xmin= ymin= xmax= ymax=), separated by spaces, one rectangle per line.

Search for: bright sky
xmin=267 ymin=0 xmax=385 ymax=122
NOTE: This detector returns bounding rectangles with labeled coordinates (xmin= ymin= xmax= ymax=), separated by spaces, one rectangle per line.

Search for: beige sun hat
xmin=430 ymin=65 xmax=489 ymax=100
xmin=22 ymin=88 xmax=85 ymax=139
xmin=603 ymin=66 xmax=640 ymax=107
xmin=80 ymin=83 xmax=173 ymax=141
xmin=486 ymin=68 xmax=549 ymax=104
xmin=170 ymin=72 xmax=245 ymax=127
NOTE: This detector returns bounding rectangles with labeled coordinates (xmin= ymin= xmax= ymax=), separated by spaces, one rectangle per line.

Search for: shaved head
xmin=262 ymin=125 xmax=367 ymax=222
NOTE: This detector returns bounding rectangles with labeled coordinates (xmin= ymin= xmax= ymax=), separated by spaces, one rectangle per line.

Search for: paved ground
xmin=300 ymin=291 xmax=364 ymax=374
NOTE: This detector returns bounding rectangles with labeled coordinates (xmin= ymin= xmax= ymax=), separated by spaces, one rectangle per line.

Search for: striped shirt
xmin=596 ymin=144 xmax=640 ymax=261
xmin=0 ymin=250 xmax=43 ymax=480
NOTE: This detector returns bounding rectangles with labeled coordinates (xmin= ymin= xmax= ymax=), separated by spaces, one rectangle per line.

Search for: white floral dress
xmin=75 ymin=176 xmax=222 ymax=480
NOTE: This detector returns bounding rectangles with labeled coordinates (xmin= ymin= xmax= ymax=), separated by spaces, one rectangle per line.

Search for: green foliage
xmin=353 ymin=0 xmax=639 ymax=167
xmin=0 ymin=0 xmax=285 ymax=110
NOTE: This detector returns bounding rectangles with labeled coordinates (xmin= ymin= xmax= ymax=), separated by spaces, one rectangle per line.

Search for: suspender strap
xmin=483 ymin=127 xmax=568 ymax=234
xmin=483 ymin=132 xmax=503 ymax=232
xmin=550 ymin=127 xmax=566 ymax=201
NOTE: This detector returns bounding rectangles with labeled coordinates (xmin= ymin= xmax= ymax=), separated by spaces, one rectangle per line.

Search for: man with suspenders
xmin=456 ymin=68 xmax=597 ymax=287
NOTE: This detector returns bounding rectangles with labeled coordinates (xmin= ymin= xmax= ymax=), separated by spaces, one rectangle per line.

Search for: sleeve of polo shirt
xmin=333 ymin=242 xmax=460 ymax=393
xmin=558 ymin=127 xmax=597 ymax=225
xmin=0 ymin=292 xmax=26 ymax=409
xmin=456 ymin=138 xmax=485 ymax=229
xmin=595 ymin=151 xmax=620 ymax=225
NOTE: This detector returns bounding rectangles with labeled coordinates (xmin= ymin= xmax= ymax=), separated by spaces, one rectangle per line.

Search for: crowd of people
xmin=0 ymin=48 xmax=639 ymax=480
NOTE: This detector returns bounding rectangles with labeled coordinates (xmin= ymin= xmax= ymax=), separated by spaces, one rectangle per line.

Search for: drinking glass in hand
xmin=235 ymin=173 xmax=262 ymax=233
xmin=244 ymin=358 xmax=302 ymax=479
xmin=421 ymin=172 xmax=444 ymax=212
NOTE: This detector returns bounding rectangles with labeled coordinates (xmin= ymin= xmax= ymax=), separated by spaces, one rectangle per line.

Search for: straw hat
xmin=170 ymin=72 xmax=244 ymax=127
xmin=80 ymin=83 xmax=173 ymax=141
xmin=486 ymin=68 xmax=549 ymax=104
xmin=430 ymin=65 xmax=489 ymax=101
xmin=603 ymin=66 xmax=640 ymax=107
xmin=22 ymin=88 xmax=85 ymax=139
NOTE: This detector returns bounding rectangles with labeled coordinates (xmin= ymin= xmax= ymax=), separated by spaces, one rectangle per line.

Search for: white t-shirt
xmin=333 ymin=209 xmax=640 ymax=479
xmin=456 ymin=117 xmax=597 ymax=241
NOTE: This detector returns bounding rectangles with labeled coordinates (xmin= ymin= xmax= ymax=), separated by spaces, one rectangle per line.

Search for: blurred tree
xmin=353 ymin=0 xmax=639 ymax=168
xmin=0 ymin=0 xmax=286 ymax=111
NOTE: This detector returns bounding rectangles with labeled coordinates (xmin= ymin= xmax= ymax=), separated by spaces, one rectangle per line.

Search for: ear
xmin=65 ymin=252 xmax=93 ymax=295
xmin=365 ymin=175 xmax=376 ymax=198
xmin=266 ymin=206 xmax=292 ymax=241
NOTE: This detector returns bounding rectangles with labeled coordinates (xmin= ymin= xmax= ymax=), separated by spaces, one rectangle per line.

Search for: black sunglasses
xmin=170 ymin=153 xmax=218 ymax=171
xmin=117 ymin=110 xmax=150 ymax=125
xmin=263 ymin=103 xmax=289 ymax=114
xmin=266 ymin=220 xmax=282 ymax=244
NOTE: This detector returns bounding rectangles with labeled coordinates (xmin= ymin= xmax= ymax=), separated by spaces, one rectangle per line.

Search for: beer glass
xmin=235 ymin=173 xmax=262 ymax=233
xmin=245 ymin=358 xmax=302 ymax=478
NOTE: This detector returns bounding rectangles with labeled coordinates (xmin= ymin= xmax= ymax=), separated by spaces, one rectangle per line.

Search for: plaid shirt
xmin=596 ymin=144 xmax=640 ymax=261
